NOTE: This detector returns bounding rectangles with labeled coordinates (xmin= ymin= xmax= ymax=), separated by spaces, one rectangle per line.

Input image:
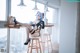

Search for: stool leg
xmin=27 ymin=42 xmax=30 ymax=53
xmin=38 ymin=39 xmax=42 ymax=53
xmin=30 ymin=40 xmax=33 ymax=53
xmin=47 ymin=35 xmax=49 ymax=53
xmin=36 ymin=40 xmax=38 ymax=53
xmin=41 ymin=36 xmax=45 ymax=53
xmin=39 ymin=37 xmax=43 ymax=53
xmin=49 ymin=34 xmax=53 ymax=53
xmin=27 ymin=38 xmax=42 ymax=53
xmin=42 ymin=42 xmax=45 ymax=53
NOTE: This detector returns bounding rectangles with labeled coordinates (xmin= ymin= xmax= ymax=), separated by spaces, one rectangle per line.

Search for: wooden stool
xmin=27 ymin=37 xmax=42 ymax=53
xmin=43 ymin=33 xmax=53 ymax=53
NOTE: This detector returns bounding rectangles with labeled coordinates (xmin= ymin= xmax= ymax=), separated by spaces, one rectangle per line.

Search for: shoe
xmin=24 ymin=38 xmax=31 ymax=45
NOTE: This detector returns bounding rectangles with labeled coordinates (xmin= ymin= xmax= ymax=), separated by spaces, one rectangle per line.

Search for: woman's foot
xmin=24 ymin=38 xmax=31 ymax=45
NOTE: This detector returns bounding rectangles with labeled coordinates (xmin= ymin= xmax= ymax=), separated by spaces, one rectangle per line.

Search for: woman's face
xmin=36 ymin=13 xmax=44 ymax=20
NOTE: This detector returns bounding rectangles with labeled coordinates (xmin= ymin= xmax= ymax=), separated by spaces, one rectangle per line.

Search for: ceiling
xmin=33 ymin=0 xmax=61 ymax=8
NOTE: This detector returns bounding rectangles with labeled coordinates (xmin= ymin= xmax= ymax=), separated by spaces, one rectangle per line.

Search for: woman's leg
xmin=20 ymin=23 xmax=32 ymax=45
xmin=24 ymin=24 xmax=32 ymax=45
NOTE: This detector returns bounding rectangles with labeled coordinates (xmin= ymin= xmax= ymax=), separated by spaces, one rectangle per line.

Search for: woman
xmin=24 ymin=11 xmax=45 ymax=45
xmin=8 ymin=11 xmax=45 ymax=45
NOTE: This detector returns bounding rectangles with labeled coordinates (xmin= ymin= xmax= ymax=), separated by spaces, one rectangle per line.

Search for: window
xmin=0 ymin=0 xmax=7 ymax=52
xmin=0 ymin=0 xmax=6 ymax=21
xmin=11 ymin=0 xmax=54 ymax=23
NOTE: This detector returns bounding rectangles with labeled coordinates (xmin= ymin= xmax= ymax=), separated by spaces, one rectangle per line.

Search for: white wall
xmin=76 ymin=3 xmax=80 ymax=53
xmin=59 ymin=0 xmax=78 ymax=53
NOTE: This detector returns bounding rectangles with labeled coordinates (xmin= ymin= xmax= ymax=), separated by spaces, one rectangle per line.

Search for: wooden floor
xmin=10 ymin=42 xmax=59 ymax=53
xmin=52 ymin=50 xmax=59 ymax=53
xmin=52 ymin=42 xmax=59 ymax=53
xmin=26 ymin=42 xmax=59 ymax=53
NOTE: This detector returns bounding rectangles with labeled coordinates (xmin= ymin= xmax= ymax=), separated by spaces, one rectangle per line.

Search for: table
xmin=5 ymin=23 xmax=54 ymax=28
